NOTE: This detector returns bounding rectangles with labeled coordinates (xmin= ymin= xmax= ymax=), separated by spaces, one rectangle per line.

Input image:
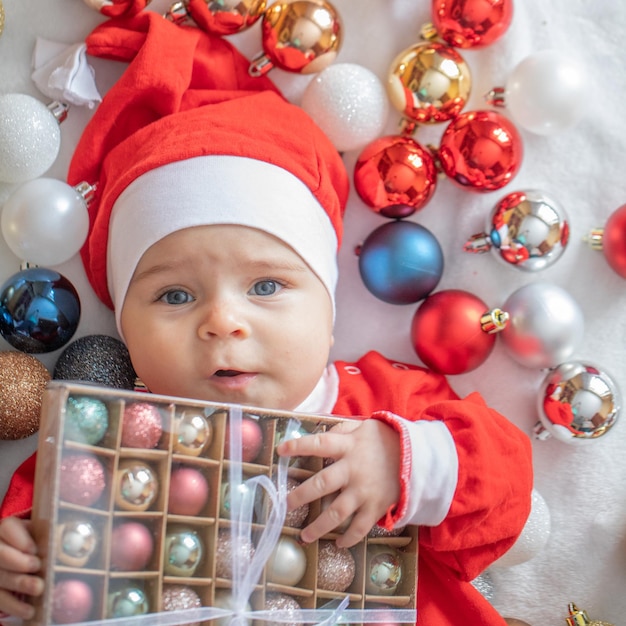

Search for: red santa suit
xmin=1 ymin=351 xmax=533 ymax=626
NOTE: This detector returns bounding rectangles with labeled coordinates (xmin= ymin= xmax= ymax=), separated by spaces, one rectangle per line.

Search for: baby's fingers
xmin=299 ymin=489 xmax=359 ymax=544
xmin=0 ymin=586 xmax=37 ymax=621
xmin=0 ymin=519 xmax=37 ymax=557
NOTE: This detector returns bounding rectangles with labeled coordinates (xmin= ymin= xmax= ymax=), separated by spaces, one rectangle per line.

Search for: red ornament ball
xmin=51 ymin=579 xmax=94 ymax=624
xmin=168 ymin=466 xmax=210 ymax=516
xmin=224 ymin=414 xmax=264 ymax=463
xmin=353 ymin=135 xmax=438 ymax=216
xmin=59 ymin=453 xmax=106 ymax=507
xmin=438 ymin=110 xmax=523 ymax=192
xmin=121 ymin=402 xmax=163 ymax=449
xmin=602 ymin=203 xmax=626 ymax=278
xmin=411 ymin=289 xmax=501 ymax=374
xmin=431 ymin=0 xmax=514 ymax=48
xmin=110 ymin=521 xmax=154 ymax=571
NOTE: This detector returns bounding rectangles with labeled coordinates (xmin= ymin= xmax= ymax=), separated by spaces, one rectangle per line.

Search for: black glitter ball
xmin=53 ymin=335 xmax=136 ymax=390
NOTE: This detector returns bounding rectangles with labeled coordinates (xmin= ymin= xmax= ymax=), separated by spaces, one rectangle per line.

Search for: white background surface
xmin=0 ymin=1 xmax=625 ymax=624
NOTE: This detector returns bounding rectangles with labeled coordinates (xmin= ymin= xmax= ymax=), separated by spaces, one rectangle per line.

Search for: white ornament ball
xmin=1 ymin=178 xmax=90 ymax=266
xmin=0 ymin=94 xmax=61 ymax=184
xmin=490 ymin=490 xmax=551 ymax=568
xmin=505 ymin=50 xmax=588 ymax=135
xmin=301 ymin=63 xmax=389 ymax=153
xmin=500 ymin=282 xmax=584 ymax=369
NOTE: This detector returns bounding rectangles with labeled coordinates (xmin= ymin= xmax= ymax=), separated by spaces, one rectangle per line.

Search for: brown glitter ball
xmin=0 ymin=351 xmax=50 ymax=439
xmin=121 ymin=402 xmax=163 ymax=448
xmin=214 ymin=528 xmax=255 ymax=579
xmin=270 ymin=476 xmax=309 ymax=528
xmin=316 ymin=540 xmax=355 ymax=592
xmin=367 ymin=524 xmax=405 ymax=538
xmin=162 ymin=584 xmax=202 ymax=626
xmin=264 ymin=593 xmax=303 ymax=626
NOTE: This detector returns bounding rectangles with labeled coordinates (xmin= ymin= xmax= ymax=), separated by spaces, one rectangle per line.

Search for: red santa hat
xmin=68 ymin=12 xmax=349 ymax=334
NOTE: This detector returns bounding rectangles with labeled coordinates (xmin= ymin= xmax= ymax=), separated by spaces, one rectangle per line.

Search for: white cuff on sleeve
xmin=395 ymin=419 xmax=458 ymax=528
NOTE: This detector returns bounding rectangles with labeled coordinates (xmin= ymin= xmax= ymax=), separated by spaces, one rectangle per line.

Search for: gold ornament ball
xmin=0 ymin=351 xmax=50 ymax=439
xmin=504 ymin=619 xmax=532 ymax=626
xmin=0 ymin=1 xmax=4 ymax=37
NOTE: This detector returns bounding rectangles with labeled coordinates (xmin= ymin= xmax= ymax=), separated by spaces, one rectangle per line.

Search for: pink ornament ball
xmin=110 ymin=521 xmax=154 ymax=571
xmin=168 ymin=466 xmax=210 ymax=516
xmin=224 ymin=414 xmax=264 ymax=463
xmin=51 ymin=579 xmax=94 ymax=624
xmin=121 ymin=402 xmax=163 ymax=449
xmin=59 ymin=453 xmax=106 ymax=507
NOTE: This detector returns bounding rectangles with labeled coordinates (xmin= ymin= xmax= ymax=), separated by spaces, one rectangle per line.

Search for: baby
xmin=0 ymin=12 xmax=532 ymax=626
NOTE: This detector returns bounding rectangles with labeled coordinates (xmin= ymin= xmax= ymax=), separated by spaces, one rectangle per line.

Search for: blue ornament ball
xmin=64 ymin=396 xmax=109 ymax=446
xmin=0 ymin=267 xmax=81 ymax=353
xmin=358 ymin=220 xmax=444 ymax=304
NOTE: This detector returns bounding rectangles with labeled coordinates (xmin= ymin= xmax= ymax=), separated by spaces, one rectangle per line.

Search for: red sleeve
xmin=416 ymin=392 xmax=533 ymax=581
xmin=0 ymin=452 xmax=36 ymax=520
xmin=332 ymin=352 xmax=533 ymax=582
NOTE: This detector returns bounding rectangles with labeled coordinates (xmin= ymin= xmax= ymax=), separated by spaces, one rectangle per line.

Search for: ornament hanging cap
xmin=68 ymin=11 xmax=349 ymax=333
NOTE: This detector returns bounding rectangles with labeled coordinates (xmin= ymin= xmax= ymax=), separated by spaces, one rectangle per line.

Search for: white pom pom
xmin=0 ymin=94 xmax=61 ymax=184
xmin=505 ymin=50 xmax=588 ymax=135
xmin=301 ymin=63 xmax=389 ymax=153
xmin=491 ymin=489 xmax=551 ymax=568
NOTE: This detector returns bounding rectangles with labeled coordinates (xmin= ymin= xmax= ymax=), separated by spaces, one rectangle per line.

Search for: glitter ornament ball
xmin=499 ymin=282 xmax=584 ymax=369
xmin=250 ymin=0 xmax=343 ymax=76
xmin=110 ymin=521 xmax=154 ymax=571
xmin=464 ymin=189 xmax=570 ymax=271
xmin=56 ymin=520 xmax=98 ymax=568
xmin=0 ymin=351 xmax=50 ymax=439
xmin=168 ymin=466 xmax=210 ymax=516
xmin=437 ymin=109 xmax=523 ymax=192
xmin=59 ymin=453 xmax=106 ymax=507
xmin=164 ymin=528 xmax=204 ymax=577
xmin=491 ymin=489 xmax=551 ymax=568
xmin=114 ymin=461 xmax=159 ymax=511
xmin=588 ymin=203 xmax=626 ymax=278
xmin=386 ymin=41 xmax=471 ymax=127
xmin=316 ymin=540 xmax=355 ymax=592
xmin=121 ymin=402 xmax=163 ymax=449
xmin=282 ymin=476 xmax=309 ymax=528
xmin=1 ymin=178 xmax=92 ymax=266
xmin=53 ymin=334 xmax=136 ymax=390
xmin=264 ymin=593 xmax=302 ymax=626
xmin=224 ymin=414 xmax=264 ymax=463
xmin=301 ymin=63 xmax=389 ymax=153
xmin=353 ymin=135 xmax=438 ymax=216
xmin=215 ymin=527 xmax=255 ymax=578
xmin=411 ymin=289 xmax=507 ymax=374
xmin=364 ymin=544 xmax=403 ymax=595
xmin=51 ymin=579 xmax=94 ymax=624
xmin=499 ymin=50 xmax=588 ymax=135
xmin=536 ymin=361 xmax=620 ymax=444
xmin=0 ymin=267 xmax=81 ymax=354
xmin=430 ymin=0 xmax=513 ymax=48
xmin=0 ymin=93 xmax=61 ymax=184
xmin=107 ymin=586 xmax=149 ymax=618
xmin=358 ymin=220 xmax=444 ymax=305
xmin=266 ymin=536 xmax=307 ymax=586
xmin=174 ymin=410 xmax=213 ymax=456
xmin=162 ymin=585 xmax=202 ymax=617
xmin=64 ymin=396 xmax=109 ymax=445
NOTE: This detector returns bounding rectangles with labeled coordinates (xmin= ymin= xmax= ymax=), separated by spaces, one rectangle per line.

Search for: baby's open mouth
xmin=214 ymin=370 xmax=243 ymax=377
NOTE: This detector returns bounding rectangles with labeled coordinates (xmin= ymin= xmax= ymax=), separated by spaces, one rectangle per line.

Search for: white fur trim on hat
xmin=108 ymin=155 xmax=339 ymax=337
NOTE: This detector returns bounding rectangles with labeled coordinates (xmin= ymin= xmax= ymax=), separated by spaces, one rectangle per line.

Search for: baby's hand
xmin=0 ymin=517 xmax=44 ymax=621
xmin=276 ymin=418 xmax=401 ymax=548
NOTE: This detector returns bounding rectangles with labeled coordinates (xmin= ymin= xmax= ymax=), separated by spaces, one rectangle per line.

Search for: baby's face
xmin=120 ymin=224 xmax=334 ymax=411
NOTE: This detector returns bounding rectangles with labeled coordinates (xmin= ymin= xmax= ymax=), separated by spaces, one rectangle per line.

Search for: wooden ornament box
xmin=28 ymin=381 xmax=418 ymax=626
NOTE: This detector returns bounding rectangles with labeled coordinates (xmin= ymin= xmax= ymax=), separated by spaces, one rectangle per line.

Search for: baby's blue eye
xmin=160 ymin=289 xmax=193 ymax=305
xmin=250 ymin=280 xmax=278 ymax=296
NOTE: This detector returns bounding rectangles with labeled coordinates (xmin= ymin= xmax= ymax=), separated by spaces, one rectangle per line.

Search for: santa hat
xmin=68 ymin=12 xmax=349 ymax=335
